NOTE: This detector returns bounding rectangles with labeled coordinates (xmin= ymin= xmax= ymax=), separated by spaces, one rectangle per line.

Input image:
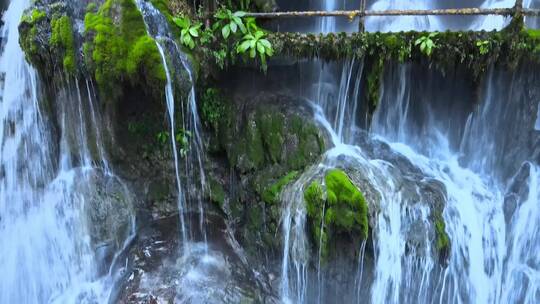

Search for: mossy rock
xmin=261 ymin=171 xmax=298 ymax=204
xmin=434 ymin=212 xmax=451 ymax=263
xmin=304 ymin=169 xmax=369 ymax=260
xmin=208 ymin=176 xmax=226 ymax=210
xmin=216 ymin=100 xmax=325 ymax=174
xmin=84 ymin=0 xmax=166 ymax=99
xmin=50 ymin=15 xmax=76 ymax=73
xmin=19 ymin=8 xmax=50 ymax=70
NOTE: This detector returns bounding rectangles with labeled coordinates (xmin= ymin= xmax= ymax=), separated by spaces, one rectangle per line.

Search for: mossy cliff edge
xmin=19 ymin=0 xmax=166 ymax=99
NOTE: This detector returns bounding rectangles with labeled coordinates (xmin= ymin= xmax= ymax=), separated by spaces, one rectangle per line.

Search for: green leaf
xmin=234 ymin=11 xmax=247 ymax=17
xmin=189 ymin=27 xmax=199 ymax=37
xmin=254 ymin=30 xmax=265 ymax=39
xmin=215 ymin=10 xmax=227 ymax=19
xmin=265 ymin=46 xmax=274 ymax=56
xmin=420 ymin=42 xmax=426 ymax=52
xmin=249 ymin=48 xmax=256 ymax=58
xmin=237 ymin=40 xmax=251 ymax=53
xmin=173 ymin=17 xmax=189 ymax=29
xmin=260 ymin=52 xmax=267 ymax=69
xmin=230 ymin=21 xmax=237 ymax=33
xmin=259 ymin=39 xmax=271 ymax=49
xmin=232 ymin=16 xmax=243 ymax=26
xmin=222 ymin=24 xmax=231 ymax=39
xmin=256 ymin=42 xmax=265 ymax=54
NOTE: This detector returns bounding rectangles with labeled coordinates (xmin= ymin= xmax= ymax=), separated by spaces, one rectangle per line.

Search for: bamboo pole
xmin=243 ymin=8 xmax=540 ymax=19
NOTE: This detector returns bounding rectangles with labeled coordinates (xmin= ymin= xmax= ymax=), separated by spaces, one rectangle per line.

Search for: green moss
xmin=287 ymin=115 xmax=325 ymax=170
xmin=303 ymin=169 xmax=369 ymax=260
xmin=304 ymin=181 xmax=329 ymax=259
xmin=245 ymin=118 xmax=265 ymax=169
xmin=19 ymin=9 xmax=47 ymax=65
xmin=31 ymin=9 xmax=46 ymax=22
xmin=434 ymin=212 xmax=451 ymax=254
xmin=86 ymin=3 xmax=98 ymax=13
xmin=50 ymin=15 xmax=76 ymax=73
xmin=305 ymin=181 xmax=324 ymax=215
xmin=262 ymin=171 xmax=299 ymax=204
xmin=325 ymin=169 xmax=369 ymax=238
xmin=84 ymin=0 xmax=166 ymax=97
xmin=366 ymin=56 xmax=384 ymax=109
xmin=258 ymin=111 xmax=285 ymax=164
xmin=201 ymin=88 xmax=226 ymax=132
xmin=208 ymin=177 xmax=226 ymax=209
xmin=266 ymin=25 xmax=540 ymax=84
xmin=21 ymin=9 xmax=46 ymax=24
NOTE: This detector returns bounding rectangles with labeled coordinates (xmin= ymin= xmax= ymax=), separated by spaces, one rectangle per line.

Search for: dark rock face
xmin=201 ymin=87 xmax=329 ymax=269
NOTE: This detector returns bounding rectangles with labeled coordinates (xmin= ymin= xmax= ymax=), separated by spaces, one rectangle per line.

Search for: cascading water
xmin=279 ymin=0 xmax=540 ymax=303
xmin=0 ymin=0 xmax=134 ymax=302
xmin=134 ymin=0 xmax=207 ymax=249
xmin=133 ymin=2 xmax=254 ymax=302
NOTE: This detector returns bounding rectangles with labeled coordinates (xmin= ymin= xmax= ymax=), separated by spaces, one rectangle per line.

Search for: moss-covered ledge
xmin=83 ymin=0 xmax=166 ymax=99
xmin=268 ymin=27 xmax=540 ymax=73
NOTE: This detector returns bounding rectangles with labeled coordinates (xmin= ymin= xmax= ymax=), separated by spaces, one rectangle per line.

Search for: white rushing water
xmin=134 ymin=2 xmax=244 ymax=302
xmin=280 ymin=0 xmax=540 ymax=303
xmin=135 ymin=0 xmax=207 ymax=250
xmin=0 ymin=0 xmax=134 ymax=302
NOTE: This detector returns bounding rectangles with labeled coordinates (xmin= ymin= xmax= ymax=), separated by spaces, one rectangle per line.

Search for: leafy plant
xmin=244 ymin=16 xmax=259 ymax=34
xmin=156 ymin=130 xmax=191 ymax=158
xmin=201 ymin=88 xmax=226 ymax=132
xmin=213 ymin=8 xmax=246 ymax=39
xmin=237 ymin=30 xmax=273 ymax=70
xmin=156 ymin=131 xmax=170 ymax=146
xmin=476 ymin=40 xmax=491 ymax=55
xmin=415 ymin=32 xmax=438 ymax=57
xmin=173 ymin=15 xmax=202 ymax=49
xmin=176 ymin=129 xmax=192 ymax=158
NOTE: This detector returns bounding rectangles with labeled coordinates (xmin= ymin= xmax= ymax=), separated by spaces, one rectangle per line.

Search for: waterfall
xmin=365 ymin=0 xmax=525 ymax=32
xmin=0 ymin=0 xmax=135 ymax=302
xmin=133 ymin=2 xmax=248 ymax=302
xmin=279 ymin=0 xmax=540 ymax=303
xmin=134 ymin=0 xmax=207 ymax=250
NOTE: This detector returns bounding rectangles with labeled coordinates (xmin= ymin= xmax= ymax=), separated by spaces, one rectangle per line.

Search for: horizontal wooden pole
xmin=244 ymin=8 xmax=540 ymax=19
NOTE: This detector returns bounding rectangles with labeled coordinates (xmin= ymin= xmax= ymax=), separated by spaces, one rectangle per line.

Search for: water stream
xmin=279 ymin=0 xmax=540 ymax=303
xmin=0 ymin=0 xmax=134 ymax=302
